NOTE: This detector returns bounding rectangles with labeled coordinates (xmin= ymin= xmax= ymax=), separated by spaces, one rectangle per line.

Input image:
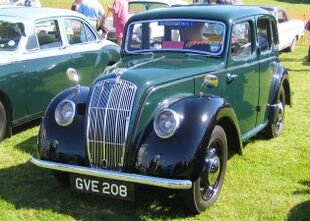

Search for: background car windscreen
xmin=0 ymin=21 xmax=24 ymax=50
xmin=125 ymin=19 xmax=226 ymax=56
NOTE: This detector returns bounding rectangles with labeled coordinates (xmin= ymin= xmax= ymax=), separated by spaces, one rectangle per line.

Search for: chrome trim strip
xmin=31 ymin=157 xmax=192 ymax=190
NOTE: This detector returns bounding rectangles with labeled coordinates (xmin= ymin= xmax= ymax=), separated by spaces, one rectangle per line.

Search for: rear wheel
xmin=183 ymin=125 xmax=227 ymax=214
xmin=265 ymin=85 xmax=286 ymax=138
xmin=0 ymin=102 xmax=7 ymax=141
xmin=288 ymin=37 xmax=297 ymax=52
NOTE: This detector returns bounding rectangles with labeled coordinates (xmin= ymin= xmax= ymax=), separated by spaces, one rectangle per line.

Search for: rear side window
xmin=35 ymin=20 xmax=61 ymax=49
xmin=231 ymin=21 xmax=252 ymax=57
xmin=64 ymin=19 xmax=96 ymax=45
xmin=277 ymin=10 xmax=288 ymax=23
xmin=257 ymin=18 xmax=272 ymax=52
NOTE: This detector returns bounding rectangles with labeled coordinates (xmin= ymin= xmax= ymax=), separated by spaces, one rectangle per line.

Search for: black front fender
xmin=38 ymin=86 xmax=90 ymax=166
xmin=134 ymin=95 xmax=241 ymax=181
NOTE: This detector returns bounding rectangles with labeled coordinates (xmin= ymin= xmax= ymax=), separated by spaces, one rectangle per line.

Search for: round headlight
xmin=55 ymin=100 xmax=76 ymax=127
xmin=153 ymin=109 xmax=180 ymax=139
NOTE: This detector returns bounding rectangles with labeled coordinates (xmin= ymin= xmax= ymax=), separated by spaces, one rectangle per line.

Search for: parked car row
xmin=0 ymin=7 xmax=120 ymax=140
xmin=29 ymin=5 xmax=292 ymax=214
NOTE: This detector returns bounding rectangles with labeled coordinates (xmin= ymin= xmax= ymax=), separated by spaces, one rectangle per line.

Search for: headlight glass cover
xmin=55 ymin=99 xmax=76 ymax=127
xmin=153 ymin=109 xmax=180 ymax=139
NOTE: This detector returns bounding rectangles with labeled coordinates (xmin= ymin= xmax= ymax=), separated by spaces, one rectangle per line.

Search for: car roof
xmin=0 ymin=7 xmax=82 ymax=21
xmin=128 ymin=0 xmax=189 ymax=6
xmin=128 ymin=5 xmax=270 ymax=23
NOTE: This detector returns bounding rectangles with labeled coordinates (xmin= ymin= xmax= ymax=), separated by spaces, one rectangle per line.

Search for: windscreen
xmin=0 ymin=21 xmax=24 ymax=50
xmin=125 ymin=19 xmax=226 ymax=56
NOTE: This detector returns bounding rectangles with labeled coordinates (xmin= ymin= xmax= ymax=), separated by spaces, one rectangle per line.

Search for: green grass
xmin=0 ymin=46 xmax=309 ymax=220
xmin=1 ymin=0 xmax=310 ymax=219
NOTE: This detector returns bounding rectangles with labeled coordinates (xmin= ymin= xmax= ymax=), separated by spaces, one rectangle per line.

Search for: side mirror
xmin=66 ymin=68 xmax=79 ymax=86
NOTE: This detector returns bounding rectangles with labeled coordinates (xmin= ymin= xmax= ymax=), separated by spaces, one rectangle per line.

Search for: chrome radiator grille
xmin=86 ymin=78 xmax=137 ymax=171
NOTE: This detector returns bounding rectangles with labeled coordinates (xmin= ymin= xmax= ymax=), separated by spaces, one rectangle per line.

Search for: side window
xmin=257 ymin=18 xmax=272 ymax=52
xmin=64 ymin=19 xmax=95 ymax=45
xmin=277 ymin=10 xmax=288 ymax=23
xmin=85 ymin=24 xmax=96 ymax=42
xmin=35 ymin=20 xmax=61 ymax=49
xmin=231 ymin=21 xmax=252 ymax=58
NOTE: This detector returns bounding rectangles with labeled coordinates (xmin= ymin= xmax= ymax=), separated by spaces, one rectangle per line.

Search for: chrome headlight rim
xmin=55 ymin=99 xmax=76 ymax=127
xmin=153 ymin=108 xmax=181 ymax=139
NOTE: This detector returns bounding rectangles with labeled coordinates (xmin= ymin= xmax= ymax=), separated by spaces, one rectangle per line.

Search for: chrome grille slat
xmin=86 ymin=79 xmax=137 ymax=171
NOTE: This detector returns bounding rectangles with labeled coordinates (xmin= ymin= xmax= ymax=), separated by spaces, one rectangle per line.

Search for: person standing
xmin=71 ymin=0 xmax=80 ymax=11
xmin=305 ymin=20 xmax=310 ymax=62
xmin=216 ymin=0 xmax=243 ymax=4
xmin=77 ymin=0 xmax=105 ymax=27
xmin=15 ymin=0 xmax=41 ymax=7
xmin=109 ymin=0 xmax=128 ymax=46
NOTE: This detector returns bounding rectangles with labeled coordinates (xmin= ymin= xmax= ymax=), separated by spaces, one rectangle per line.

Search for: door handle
xmin=226 ymin=73 xmax=238 ymax=84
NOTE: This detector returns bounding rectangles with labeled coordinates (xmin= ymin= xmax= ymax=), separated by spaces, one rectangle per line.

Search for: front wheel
xmin=0 ymin=101 xmax=7 ymax=141
xmin=183 ymin=125 xmax=227 ymax=214
xmin=288 ymin=37 xmax=297 ymax=52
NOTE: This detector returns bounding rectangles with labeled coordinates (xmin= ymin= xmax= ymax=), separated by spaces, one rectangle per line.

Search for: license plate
xmin=70 ymin=174 xmax=135 ymax=201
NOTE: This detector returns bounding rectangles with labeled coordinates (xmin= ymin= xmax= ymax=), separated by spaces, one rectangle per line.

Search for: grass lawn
xmin=0 ymin=44 xmax=309 ymax=220
xmin=0 ymin=0 xmax=309 ymax=220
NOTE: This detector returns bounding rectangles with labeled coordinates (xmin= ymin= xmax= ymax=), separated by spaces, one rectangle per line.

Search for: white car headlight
xmin=153 ymin=109 xmax=181 ymax=139
xmin=55 ymin=100 xmax=76 ymax=127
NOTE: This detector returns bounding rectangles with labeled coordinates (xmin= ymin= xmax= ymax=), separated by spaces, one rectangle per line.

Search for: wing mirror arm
xmin=66 ymin=68 xmax=80 ymax=94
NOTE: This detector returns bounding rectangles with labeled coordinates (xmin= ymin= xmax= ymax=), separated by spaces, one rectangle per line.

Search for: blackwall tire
xmin=183 ymin=125 xmax=227 ymax=214
xmin=0 ymin=102 xmax=7 ymax=141
xmin=288 ymin=37 xmax=296 ymax=52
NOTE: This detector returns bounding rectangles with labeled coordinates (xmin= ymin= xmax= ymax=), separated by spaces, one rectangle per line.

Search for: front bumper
xmin=31 ymin=157 xmax=192 ymax=190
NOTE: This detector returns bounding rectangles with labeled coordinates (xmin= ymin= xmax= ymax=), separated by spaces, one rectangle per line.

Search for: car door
xmin=63 ymin=18 xmax=104 ymax=86
xmin=223 ymin=19 xmax=260 ymax=137
xmin=256 ymin=16 xmax=278 ymax=126
xmin=23 ymin=18 xmax=73 ymax=116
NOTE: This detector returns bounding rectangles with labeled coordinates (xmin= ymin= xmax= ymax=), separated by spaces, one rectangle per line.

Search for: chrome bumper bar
xmin=31 ymin=157 xmax=192 ymax=190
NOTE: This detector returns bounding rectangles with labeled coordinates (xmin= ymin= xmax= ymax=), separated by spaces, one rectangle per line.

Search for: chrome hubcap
xmin=200 ymin=145 xmax=221 ymax=200
xmin=206 ymin=147 xmax=220 ymax=185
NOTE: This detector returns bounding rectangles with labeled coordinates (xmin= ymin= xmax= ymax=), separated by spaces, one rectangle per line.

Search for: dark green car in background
xmin=31 ymin=5 xmax=291 ymax=214
xmin=0 ymin=7 xmax=120 ymax=140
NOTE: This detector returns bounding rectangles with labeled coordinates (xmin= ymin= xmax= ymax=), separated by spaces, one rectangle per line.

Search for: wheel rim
xmin=200 ymin=142 xmax=222 ymax=201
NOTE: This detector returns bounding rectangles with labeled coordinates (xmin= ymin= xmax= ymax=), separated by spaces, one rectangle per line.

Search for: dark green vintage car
xmin=31 ymin=5 xmax=291 ymax=213
xmin=0 ymin=7 xmax=120 ymax=140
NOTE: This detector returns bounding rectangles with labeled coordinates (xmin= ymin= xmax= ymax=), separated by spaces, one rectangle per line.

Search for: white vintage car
xmin=261 ymin=6 xmax=305 ymax=52
xmin=105 ymin=0 xmax=189 ymax=41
